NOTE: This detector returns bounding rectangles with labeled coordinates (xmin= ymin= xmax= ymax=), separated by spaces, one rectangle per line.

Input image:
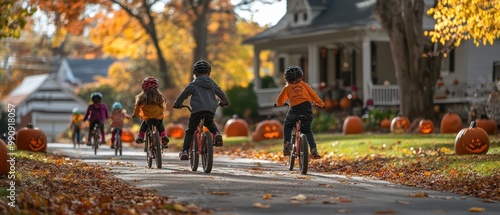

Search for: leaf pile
xmin=0 ymin=152 xmax=211 ymax=215
xmin=215 ymin=147 xmax=500 ymax=201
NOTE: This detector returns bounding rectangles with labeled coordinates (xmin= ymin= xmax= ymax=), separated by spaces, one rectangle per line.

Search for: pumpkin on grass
xmin=440 ymin=112 xmax=462 ymax=134
xmin=475 ymin=117 xmax=497 ymax=135
xmin=419 ymin=119 xmax=434 ymax=134
xmin=343 ymin=116 xmax=363 ymax=134
xmin=224 ymin=116 xmax=249 ymax=137
xmin=252 ymin=119 xmax=283 ymax=142
xmin=0 ymin=139 xmax=11 ymax=176
xmin=166 ymin=123 xmax=185 ymax=139
xmin=390 ymin=116 xmax=410 ymax=134
xmin=454 ymin=121 xmax=489 ymax=155
xmin=15 ymin=123 xmax=47 ymax=152
xmin=121 ymin=128 xmax=135 ymax=143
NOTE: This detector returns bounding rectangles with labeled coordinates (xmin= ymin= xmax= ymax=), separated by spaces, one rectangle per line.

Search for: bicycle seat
xmin=145 ymin=119 xmax=161 ymax=126
xmin=296 ymin=115 xmax=308 ymax=121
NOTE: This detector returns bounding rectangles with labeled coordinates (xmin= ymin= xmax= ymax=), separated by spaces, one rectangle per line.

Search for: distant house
xmin=244 ymin=0 xmax=500 ymax=115
xmin=4 ymin=74 xmax=88 ymax=142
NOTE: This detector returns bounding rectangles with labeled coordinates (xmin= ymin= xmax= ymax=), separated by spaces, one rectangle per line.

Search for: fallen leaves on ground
xmin=0 ymin=152 xmax=211 ymax=215
xmin=216 ymin=147 xmax=500 ymax=201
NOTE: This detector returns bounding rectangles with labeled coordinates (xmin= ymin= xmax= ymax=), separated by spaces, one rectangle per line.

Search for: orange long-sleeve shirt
xmin=276 ymin=81 xmax=325 ymax=107
xmin=132 ymin=103 xmax=165 ymax=121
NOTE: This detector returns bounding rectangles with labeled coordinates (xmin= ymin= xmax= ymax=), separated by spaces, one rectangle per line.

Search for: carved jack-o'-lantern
xmin=440 ymin=112 xmax=462 ymax=134
xmin=252 ymin=119 xmax=283 ymax=142
xmin=454 ymin=121 xmax=489 ymax=155
xmin=419 ymin=119 xmax=434 ymax=134
xmin=166 ymin=123 xmax=185 ymax=139
xmin=390 ymin=116 xmax=410 ymax=134
xmin=343 ymin=116 xmax=364 ymax=134
xmin=15 ymin=123 xmax=47 ymax=152
xmin=0 ymin=139 xmax=10 ymax=176
xmin=121 ymin=128 xmax=135 ymax=142
xmin=224 ymin=116 xmax=250 ymax=137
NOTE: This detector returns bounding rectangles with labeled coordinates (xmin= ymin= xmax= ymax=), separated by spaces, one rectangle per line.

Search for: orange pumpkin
xmin=252 ymin=119 xmax=283 ymax=142
xmin=339 ymin=97 xmax=351 ymax=109
xmin=390 ymin=116 xmax=410 ymax=134
xmin=121 ymin=128 xmax=135 ymax=143
xmin=166 ymin=123 xmax=185 ymax=139
xmin=324 ymin=98 xmax=338 ymax=110
xmin=440 ymin=112 xmax=462 ymax=134
xmin=224 ymin=117 xmax=249 ymax=137
xmin=437 ymin=79 xmax=444 ymax=88
xmin=454 ymin=121 xmax=489 ymax=155
xmin=0 ymin=139 xmax=11 ymax=176
xmin=343 ymin=116 xmax=363 ymax=134
xmin=419 ymin=119 xmax=434 ymax=134
xmin=475 ymin=118 xmax=497 ymax=135
xmin=380 ymin=119 xmax=391 ymax=129
xmin=15 ymin=123 xmax=47 ymax=152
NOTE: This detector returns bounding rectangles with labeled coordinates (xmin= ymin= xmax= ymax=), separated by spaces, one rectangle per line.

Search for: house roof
xmin=67 ymin=58 xmax=115 ymax=84
xmin=4 ymin=74 xmax=49 ymax=107
xmin=244 ymin=0 xmax=377 ymax=44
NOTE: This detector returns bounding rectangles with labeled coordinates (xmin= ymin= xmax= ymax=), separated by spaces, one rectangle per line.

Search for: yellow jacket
xmin=133 ymin=104 xmax=165 ymax=121
xmin=276 ymin=81 xmax=325 ymax=107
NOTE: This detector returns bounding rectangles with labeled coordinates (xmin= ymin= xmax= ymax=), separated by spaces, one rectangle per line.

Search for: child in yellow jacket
xmin=275 ymin=66 xmax=324 ymax=158
xmin=132 ymin=77 xmax=169 ymax=149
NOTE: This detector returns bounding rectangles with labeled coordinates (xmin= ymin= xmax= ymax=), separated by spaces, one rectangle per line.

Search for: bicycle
xmin=143 ymin=119 xmax=163 ymax=169
xmin=71 ymin=125 xmax=81 ymax=148
xmin=113 ymin=128 xmax=123 ymax=156
xmin=180 ymin=105 xmax=216 ymax=173
xmin=277 ymin=103 xmax=321 ymax=175
xmin=90 ymin=123 xmax=102 ymax=155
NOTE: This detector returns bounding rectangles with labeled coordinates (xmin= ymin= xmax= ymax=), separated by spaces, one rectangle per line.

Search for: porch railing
xmin=368 ymin=83 xmax=400 ymax=105
xmin=255 ymin=88 xmax=281 ymax=108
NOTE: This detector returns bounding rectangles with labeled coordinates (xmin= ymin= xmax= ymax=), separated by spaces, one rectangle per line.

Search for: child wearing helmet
xmin=275 ymin=66 xmax=325 ymax=158
xmin=83 ymin=92 xmax=109 ymax=145
xmin=132 ymin=77 xmax=170 ymax=148
xmin=70 ymin=107 xmax=84 ymax=146
xmin=173 ymin=60 xmax=230 ymax=160
xmin=110 ymin=102 xmax=132 ymax=149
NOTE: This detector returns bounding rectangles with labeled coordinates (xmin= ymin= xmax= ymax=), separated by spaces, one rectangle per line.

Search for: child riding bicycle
xmin=70 ymin=107 xmax=84 ymax=145
xmin=173 ymin=60 xmax=230 ymax=160
xmin=132 ymin=77 xmax=169 ymax=148
xmin=109 ymin=101 xmax=132 ymax=149
xmin=83 ymin=92 xmax=109 ymax=145
xmin=275 ymin=66 xmax=324 ymax=158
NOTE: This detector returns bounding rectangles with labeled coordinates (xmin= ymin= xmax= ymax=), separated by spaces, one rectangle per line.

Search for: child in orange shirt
xmin=132 ymin=77 xmax=169 ymax=149
xmin=275 ymin=66 xmax=324 ymax=158
xmin=109 ymin=102 xmax=131 ymax=149
xmin=70 ymin=107 xmax=84 ymax=146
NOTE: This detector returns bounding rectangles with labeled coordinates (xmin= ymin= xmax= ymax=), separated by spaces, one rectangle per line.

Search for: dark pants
xmin=88 ymin=120 xmax=105 ymax=142
xmin=139 ymin=119 xmax=165 ymax=134
xmin=72 ymin=125 xmax=81 ymax=144
xmin=283 ymin=102 xmax=317 ymax=149
xmin=111 ymin=128 xmax=122 ymax=145
xmin=182 ymin=111 xmax=218 ymax=150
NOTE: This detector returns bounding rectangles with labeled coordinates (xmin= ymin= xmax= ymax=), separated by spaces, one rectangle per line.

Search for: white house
xmin=244 ymin=0 xmax=500 ymax=115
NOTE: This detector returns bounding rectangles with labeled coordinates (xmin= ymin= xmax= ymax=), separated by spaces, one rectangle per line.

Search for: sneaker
xmin=110 ymin=144 xmax=115 ymax=149
xmin=178 ymin=150 xmax=189 ymax=160
xmin=283 ymin=141 xmax=292 ymax=156
xmin=135 ymin=136 xmax=144 ymax=144
xmin=311 ymin=147 xmax=320 ymax=158
xmin=214 ymin=132 xmax=223 ymax=147
xmin=162 ymin=136 xmax=169 ymax=148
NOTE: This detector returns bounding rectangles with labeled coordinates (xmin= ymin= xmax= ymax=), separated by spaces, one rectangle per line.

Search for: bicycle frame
xmin=113 ymin=128 xmax=122 ymax=156
xmin=91 ymin=124 xmax=101 ymax=155
xmin=145 ymin=120 xmax=162 ymax=169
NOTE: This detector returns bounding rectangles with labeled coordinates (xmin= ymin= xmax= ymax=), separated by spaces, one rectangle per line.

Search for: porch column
xmin=307 ymin=45 xmax=319 ymax=89
xmin=252 ymin=47 xmax=261 ymax=91
xmin=362 ymin=36 xmax=371 ymax=106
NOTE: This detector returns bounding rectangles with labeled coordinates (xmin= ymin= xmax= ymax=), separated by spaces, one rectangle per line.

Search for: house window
xmin=494 ymin=61 xmax=500 ymax=82
xmin=303 ymin=12 xmax=308 ymax=21
xmin=293 ymin=11 xmax=308 ymax=24
xmin=278 ymin=57 xmax=285 ymax=73
xmin=441 ymin=49 xmax=455 ymax=74
xmin=294 ymin=13 xmax=299 ymax=23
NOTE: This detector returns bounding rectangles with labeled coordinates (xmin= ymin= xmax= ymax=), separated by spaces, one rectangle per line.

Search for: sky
xmin=234 ymin=0 xmax=287 ymax=26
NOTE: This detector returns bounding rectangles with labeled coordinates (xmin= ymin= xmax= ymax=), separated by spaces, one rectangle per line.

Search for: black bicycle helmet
xmin=90 ymin=92 xmax=103 ymax=102
xmin=284 ymin=66 xmax=304 ymax=82
xmin=192 ymin=60 xmax=211 ymax=74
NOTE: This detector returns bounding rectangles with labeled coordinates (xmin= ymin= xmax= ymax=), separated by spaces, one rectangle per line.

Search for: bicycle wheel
xmin=201 ymin=132 xmax=213 ymax=173
xmin=154 ymin=131 xmax=162 ymax=169
xmin=72 ymin=132 xmax=76 ymax=148
xmin=190 ymin=135 xmax=199 ymax=171
xmin=114 ymin=132 xmax=120 ymax=156
xmin=146 ymin=133 xmax=153 ymax=168
xmin=298 ymin=134 xmax=309 ymax=175
xmin=288 ymin=134 xmax=296 ymax=170
xmin=93 ymin=131 xmax=99 ymax=155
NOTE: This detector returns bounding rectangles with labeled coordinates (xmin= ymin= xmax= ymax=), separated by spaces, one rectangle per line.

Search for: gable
xmin=67 ymin=58 xmax=115 ymax=84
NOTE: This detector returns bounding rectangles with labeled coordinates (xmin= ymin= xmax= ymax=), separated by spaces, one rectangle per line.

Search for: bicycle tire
xmin=93 ymin=130 xmax=99 ymax=155
xmin=299 ymin=134 xmax=309 ymax=175
xmin=201 ymin=132 xmax=213 ymax=173
xmin=154 ymin=131 xmax=162 ymax=169
xmin=146 ymin=133 xmax=153 ymax=168
xmin=288 ymin=134 xmax=296 ymax=170
xmin=190 ymin=135 xmax=199 ymax=171
xmin=114 ymin=131 xmax=120 ymax=156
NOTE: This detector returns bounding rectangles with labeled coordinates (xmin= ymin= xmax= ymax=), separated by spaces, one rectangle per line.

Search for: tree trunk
xmin=375 ymin=0 xmax=442 ymax=121
xmin=191 ymin=4 xmax=209 ymax=64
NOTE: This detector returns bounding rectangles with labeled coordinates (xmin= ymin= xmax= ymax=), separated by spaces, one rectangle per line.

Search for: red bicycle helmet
xmin=142 ymin=77 xmax=159 ymax=90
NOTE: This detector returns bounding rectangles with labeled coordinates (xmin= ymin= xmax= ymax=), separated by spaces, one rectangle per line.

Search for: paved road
xmin=48 ymin=143 xmax=500 ymax=215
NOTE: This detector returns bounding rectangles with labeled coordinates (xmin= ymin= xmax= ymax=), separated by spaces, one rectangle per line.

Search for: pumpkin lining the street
xmin=224 ymin=118 xmax=250 ymax=137
xmin=390 ymin=116 xmax=410 ymax=134
xmin=0 ymin=139 xmax=10 ymax=176
xmin=419 ymin=119 xmax=434 ymax=134
xmin=166 ymin=123 xmax=185 ymax=139
xmin=454 ymin=121 xmax=489 ymax=155
xmin=15 ymin=123 xmax=47 ymax=153
xmin=252 ymin=119 xmax=283 ymax=142
xmin=343 ymin=116 xmax=363 ymax=134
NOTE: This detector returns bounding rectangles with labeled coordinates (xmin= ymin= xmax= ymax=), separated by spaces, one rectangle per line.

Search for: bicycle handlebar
xmin=274 ymin=102 xmax=323 ymax=108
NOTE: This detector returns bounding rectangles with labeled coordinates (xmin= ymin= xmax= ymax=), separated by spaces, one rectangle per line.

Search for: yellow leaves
xmin=253 ymin=202 xmax=271 ymax=208
xmin=262 ymin=193 xmax=273 ymax=200
xmin=468 ymin=207 xmax=486 ymax=212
